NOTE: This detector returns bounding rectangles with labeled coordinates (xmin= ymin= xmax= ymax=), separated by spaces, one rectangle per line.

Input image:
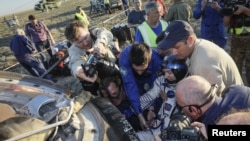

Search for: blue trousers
xmin=16 ymin=54 xmax=52 ymax=80
xmin=35 ymin=39 xmax=54 ymax=69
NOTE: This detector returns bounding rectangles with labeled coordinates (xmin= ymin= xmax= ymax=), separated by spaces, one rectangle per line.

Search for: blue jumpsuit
xmin=119 ymin=45 xmax=163 ymax=115
xmin=10 ymin=35 xmax=52 ymax=80
xmin=193 ymin=0 xmax=226 ymax=48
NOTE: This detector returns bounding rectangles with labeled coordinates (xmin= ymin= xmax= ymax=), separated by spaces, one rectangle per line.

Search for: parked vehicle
xmin=90 ymin=0 xmax=106 ymax=15
xmin=110 ymin=0 xmax=123 ymax=10
xmin=34 ymin=0 xmax=62 ymax=12
xmin=90 ymin=0 xmax=123 ymax=15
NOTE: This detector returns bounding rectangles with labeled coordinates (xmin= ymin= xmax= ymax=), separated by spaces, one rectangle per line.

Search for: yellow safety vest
xmin=75 ymin=11 xmax=89 ymax=26
xmin=104 ymin=0 xmax=109 ymax=4
xmin=137 ymin=20 xmax=168 ymax=48
xmin=230 ymin=26 xmax=250 ymax=35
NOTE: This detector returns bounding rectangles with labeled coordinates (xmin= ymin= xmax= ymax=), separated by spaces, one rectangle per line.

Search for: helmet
xmin=162 ymin=55 xmax=188 ymax=83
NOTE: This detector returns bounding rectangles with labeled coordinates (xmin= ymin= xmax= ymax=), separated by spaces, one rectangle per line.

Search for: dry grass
xmin=0 ymin=0 xmax=206 ymax=74
xmin=1 ymin=0 xmax=246 ymax=87
xmin=0 ymin=0 xmax=200 ymax=48
xmin=0 ymin=0 xmax=201 ymax=72
xmin=0 ymin=0 xmax=130 ymax=48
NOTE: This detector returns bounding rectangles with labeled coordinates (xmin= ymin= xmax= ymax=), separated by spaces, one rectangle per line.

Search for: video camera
xmin=81 ymin=53 xmax=100 ymax=77
xmin=161 ymin=112 xmax=202 ymax=141
xmin=81 ymin=53 xmax=120 ymax=78
xmin=221 ymin=0 xmax=249 ymax=16
xmin=80 ymin=52 xmax=119 ymax=96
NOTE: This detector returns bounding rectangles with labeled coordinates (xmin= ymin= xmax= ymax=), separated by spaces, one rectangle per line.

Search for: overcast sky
xmin=0 ymin=0 xmax=40 ymax=17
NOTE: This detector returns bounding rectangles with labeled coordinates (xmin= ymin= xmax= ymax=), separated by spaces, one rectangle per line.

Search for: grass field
xmin=0 ymin=0 xmax=134 ymax=47
xmin=0 ymin=0 xmax=201 ymax=73
xmin=0 ymin=0 xmax=131 ymax=70
xmin=0 ymin=0 xmax=143 ymax=67
xmin=0 ymin=0 xmax=198 ymax=48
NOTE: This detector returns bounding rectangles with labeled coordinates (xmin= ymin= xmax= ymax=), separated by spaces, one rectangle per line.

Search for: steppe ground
xmin=0 ymin=0 xmax=246 ymax=85
xmin=0 ymin=0 xmax=198 ymax=68
xmin=0 ymin=0 xmax=198 ymax=49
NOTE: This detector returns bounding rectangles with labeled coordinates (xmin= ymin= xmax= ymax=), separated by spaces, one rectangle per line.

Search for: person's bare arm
xmin=47 ymin=31 xmax=55 ymax=46
xmin=91 ymin=27 xmax=113 ymax=55
xmin=234 ymin=5 xmax=250 ymax=16
xmin=223 ymin=16 xmax=231 ymax=27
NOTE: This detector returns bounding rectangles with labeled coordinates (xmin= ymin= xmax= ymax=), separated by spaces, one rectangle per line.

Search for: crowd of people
xmin=10 ymin=14 xmax=56 ymax=82
xmin=7 ymin=0 xmax=250 ymax=140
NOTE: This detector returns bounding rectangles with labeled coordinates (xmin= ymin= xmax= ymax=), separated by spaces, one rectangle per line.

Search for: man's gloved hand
xmin=138 ymin=113 xmax=149 ymax=130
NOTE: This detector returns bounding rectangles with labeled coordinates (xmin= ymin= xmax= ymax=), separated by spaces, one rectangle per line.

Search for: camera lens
xmin=169 ymin=132 xmax=178 ymax=139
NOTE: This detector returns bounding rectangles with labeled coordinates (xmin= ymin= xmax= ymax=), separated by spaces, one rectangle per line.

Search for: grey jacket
xmin=68 ymin=27 xmax=116 ymax=78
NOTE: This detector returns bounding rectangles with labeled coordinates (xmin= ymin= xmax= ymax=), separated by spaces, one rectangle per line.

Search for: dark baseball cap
xmin=157 ymin=20 xmax=194 ymax=50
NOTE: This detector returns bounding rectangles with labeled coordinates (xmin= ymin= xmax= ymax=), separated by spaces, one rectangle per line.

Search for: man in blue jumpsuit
xmin=10 ymin=29 xmax=52 ymax=81
xmin=193 ymin=0 xmax=226 ymax=48
xmin=119 ymin=42 xmax=162 ymax=129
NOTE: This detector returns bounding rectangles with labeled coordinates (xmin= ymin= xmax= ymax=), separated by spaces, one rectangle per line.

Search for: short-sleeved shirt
xmin=25 ymin=21 xmax=49 ymax=43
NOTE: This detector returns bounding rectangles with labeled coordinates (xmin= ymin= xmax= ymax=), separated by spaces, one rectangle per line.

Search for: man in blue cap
xmin=157 ymin=20 xmax=243 ymax=96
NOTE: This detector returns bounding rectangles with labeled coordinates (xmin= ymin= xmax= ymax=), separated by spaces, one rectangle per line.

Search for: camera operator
xmin=223 ymin=3 xmax=250 ymax=85
xmin=193 ymin=0 xmax=227 ymax=48
xmin=175 ymin=75 xmax=250 ymax=132
xmin=161 ymin=111 xmax=206 ymax=141
xmin=64 ymin=21 xmax=119 ymax=96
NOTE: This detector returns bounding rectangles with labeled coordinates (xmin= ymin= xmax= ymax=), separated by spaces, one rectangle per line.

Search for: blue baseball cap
xmin=157 ymin=20 xmax=194 ymax=50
